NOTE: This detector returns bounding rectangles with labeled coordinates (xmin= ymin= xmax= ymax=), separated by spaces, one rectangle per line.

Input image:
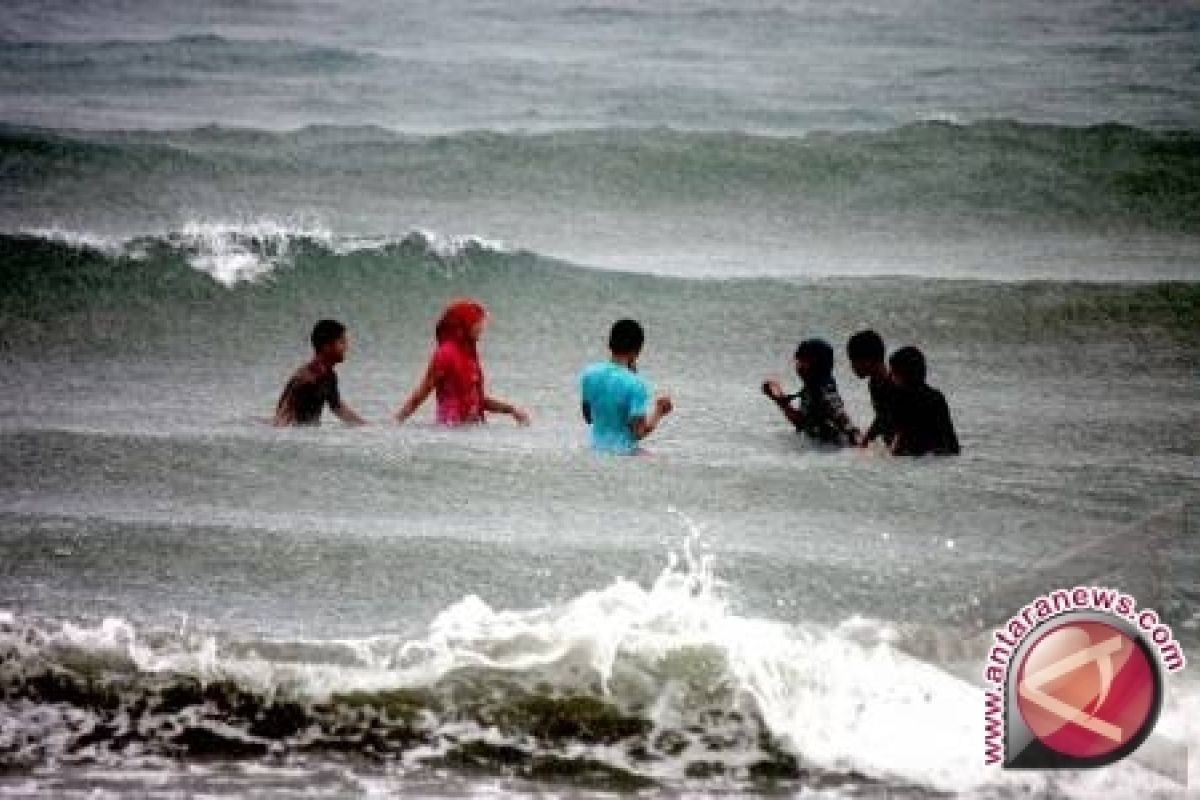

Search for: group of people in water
xmin=274 ymin=298 xmax=960 ymax=457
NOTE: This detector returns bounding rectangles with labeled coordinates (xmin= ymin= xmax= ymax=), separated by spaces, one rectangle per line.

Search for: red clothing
xmin=432 ymin=339 xmax=485 ymax=425
xmin=432 ymin=300 xmax=487 ymax=426
xmin=436 ymin=300 xmax=486 ymax=347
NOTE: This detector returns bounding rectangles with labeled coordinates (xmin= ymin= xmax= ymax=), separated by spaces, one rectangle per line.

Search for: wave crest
xmin=0 ymin=530 xmax=995 ymax=792
xmin=20 ymin=223 xmax=511 ymax=285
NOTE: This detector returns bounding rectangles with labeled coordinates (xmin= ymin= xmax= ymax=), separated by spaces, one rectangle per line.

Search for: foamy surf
xmin=16 ymin=223 xmax=512 ymax=286
xmin=1 ymin=524 xmax=1191 ymax=797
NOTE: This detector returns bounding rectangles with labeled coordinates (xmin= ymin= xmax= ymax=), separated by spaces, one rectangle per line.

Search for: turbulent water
xmin=1 ymin=1 xmax=1199 ymax=798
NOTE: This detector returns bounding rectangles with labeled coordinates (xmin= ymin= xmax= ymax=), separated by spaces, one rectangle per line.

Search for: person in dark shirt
xmin=763 ymin=338 xmax=860 ymax=446
xmin=847 ymin=329 xmax=898 ymax=449
xmin=274 ymin=319 xmax=367 ymax=427
xmin=888 ymin=346 xmax=959 ymax=456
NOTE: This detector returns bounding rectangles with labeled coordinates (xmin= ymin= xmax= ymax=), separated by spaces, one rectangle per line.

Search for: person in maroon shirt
xmin=274 ymin=319 xmax=367 ymax=427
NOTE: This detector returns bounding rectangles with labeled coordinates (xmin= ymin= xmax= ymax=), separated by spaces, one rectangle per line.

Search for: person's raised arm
xmin=630 ymin=393 xmax=672 ymax=440
xmin=763 ymin=379 xmax=805 ymax=430
xmin=485 ymin=394 xmax=531 ymax=426
xmin=394 ymin=358 xmax=440 ymax=424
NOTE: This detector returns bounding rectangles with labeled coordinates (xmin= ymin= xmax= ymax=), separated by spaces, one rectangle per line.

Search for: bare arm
xmin=485 ymin=394 xmax=531 ymax=426
xmin=394 ymin=359 xmax=439 ymax=423
xmin=273 ymin=381 xmax=297 ymax=427
xmin=764 ymin=380 xmax=805 ymax=430
xmin=333 ymin=402 xmax=367 ymax=426
xmin=772 ymin=395 xmax=806 ymax=430
xmin=630 ymin=394 xmax=672 ymax=440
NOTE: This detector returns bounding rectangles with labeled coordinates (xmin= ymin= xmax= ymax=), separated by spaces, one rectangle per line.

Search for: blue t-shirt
xmin=579 ymin=361 xmax=650 ymax=454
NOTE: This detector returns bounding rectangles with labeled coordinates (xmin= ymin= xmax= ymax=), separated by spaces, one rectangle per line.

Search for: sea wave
xmin=1 ymin=529 xmax=1191 ymax=796
xmin=0 ymin=532 xmax=985 ymax=792
xmin=15 ymin=224 xmax=510 ymax=286
xmin=0 ymin=226 xmax=1197 ymax=362
xmin=3 ymin=121 xmax=1199 ymax=233
xmin=0 ymin=35 xmax=380 ymax=77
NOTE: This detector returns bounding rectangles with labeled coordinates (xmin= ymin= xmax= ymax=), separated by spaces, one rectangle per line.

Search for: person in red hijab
xmin=393 ymin=299 xmax=530 ymax=427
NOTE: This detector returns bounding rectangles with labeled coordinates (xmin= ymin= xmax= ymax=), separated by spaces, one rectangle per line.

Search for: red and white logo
xmin=1015 ymin=619 xmax=1157 ymax=759
xmin=1000 ymin=611 xmax=1164 ymax=769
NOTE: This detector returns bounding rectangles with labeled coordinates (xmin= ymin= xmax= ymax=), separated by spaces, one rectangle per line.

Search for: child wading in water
xmin=887 ymin=346 xmax=960 ymax=456
xmin=763 ymin=338 xmax=860 ymax=447
xmin=274 ymin=319 xmax=367 ymax=427
xmin=846 ymin=329 xmax=898 ymax=449
xmin=579 ymin=318 xmax=673 ymax=454
xmin=393 ymin=299 xmax=530 ymax=427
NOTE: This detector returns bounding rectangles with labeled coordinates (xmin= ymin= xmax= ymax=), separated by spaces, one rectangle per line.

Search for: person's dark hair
xmin=311 ymin=319 xmax=347 ymax=351
xmin=889 ymin=346 xmax=927 ymax=384
xmin=847 ymin=329 xmax=886 ymax=362
xmin=795 ymin=338 xmax=835 ymax=381
xmin=609 ymin=318 xmax=645 ymax=355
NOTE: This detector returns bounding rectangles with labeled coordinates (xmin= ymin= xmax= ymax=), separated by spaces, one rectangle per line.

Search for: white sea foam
xmin=12 ymin=222 xmax=513 ymax=287
xmin=406 ymin=228 xmax=510 ymax=260
xmin=2 ymin=525 xmax=1192 ymax=796
xmin=166 ymin=220 xmax=333 ymax=284
xmin=19 ymin=227 xmax=129 ymax=256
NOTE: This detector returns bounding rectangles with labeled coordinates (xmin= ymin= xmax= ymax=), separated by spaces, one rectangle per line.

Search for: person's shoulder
xmin=579 ymin=361 xmax=611 ymax=393
xmin=622 ymin=367 xmax=649 ymax=390
xmin=912 ymin=384 xmax=948 ymax=413
xmin=931 ymin=386 xmax=953 ymax=415
xmin=434 ymin=340 xmax=472 ymax=372
xmin=288 ymin=361 xmax=320 ymax=384
xmin=579 ymin=361 xmax=607 ymax=384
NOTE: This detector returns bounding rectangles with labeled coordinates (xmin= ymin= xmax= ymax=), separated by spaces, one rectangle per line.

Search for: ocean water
xmin=1 ymin=1 xmax=1199 ymax=798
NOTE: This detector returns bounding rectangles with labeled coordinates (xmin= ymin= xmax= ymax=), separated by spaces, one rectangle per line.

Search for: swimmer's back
xmin=580 ymin=361 xmax=649 ymax=454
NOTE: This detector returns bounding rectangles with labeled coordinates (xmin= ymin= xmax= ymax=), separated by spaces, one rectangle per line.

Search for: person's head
xmin=794 ymin=338 xmax=834 ymax=385
xmin=310 ymin=319 xmax=348 ymax=364
xmin=437 ymin=299 xmax=488 ymax=347
xmin=847 ymin=329 xmax=886 ymax=379
xmin=608 ymin=319 xmax=645 ymax=362
xmin=889 ymin=346 xmax=927 ymax=388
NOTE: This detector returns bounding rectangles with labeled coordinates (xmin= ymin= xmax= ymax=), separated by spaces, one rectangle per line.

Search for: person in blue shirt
xmin=580 ymin=319 xmax=673 ymax=454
